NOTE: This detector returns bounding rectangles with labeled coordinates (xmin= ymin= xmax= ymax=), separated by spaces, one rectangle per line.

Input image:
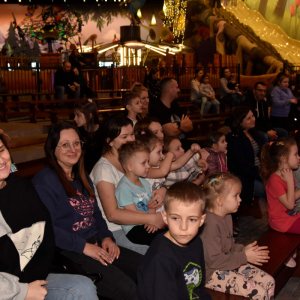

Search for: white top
xmin=90 ymin=157 xmax=124 ymax=232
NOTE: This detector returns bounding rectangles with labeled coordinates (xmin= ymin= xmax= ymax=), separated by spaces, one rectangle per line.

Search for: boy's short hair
xmin=164 ymin=181 xmax=206 ymax=213
xmin=118 ymin=140 xmax=150 ymax=168
xmin=122 ymin=92 xmax=140 ymax=108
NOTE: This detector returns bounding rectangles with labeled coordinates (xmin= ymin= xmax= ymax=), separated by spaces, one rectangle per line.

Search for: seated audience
xmin=90 ymin=115 xmax=165 ymax=255
xmin=134 ymin=117 xmax=164 ymax=140
xmin=219 ymin=67 xmax=244 ymax=108
xmin=73 ymin=67 xmax=94 ymax=98
xmin=244 ymin=81 xmax=288 ymax=146
xmin=261 ymin=138 xmax=300 ymax=267
xmin=74 ymin=99 xmax=102 ymax=174
xmin=32 ymin=122 xmax=142 ymax=300
xmin=199 ymin=74 xmax=220 ymax=113
xmin=122 ymin=92 xmax=143 ymax=126
xmin=54 ymin=61 xmax=80 ymax=100
xmin=69 ymin=48 xmax=87 ymax=71
xmin=190 ymin=68 xmax=210 ymax=113
xmin=200 ymin=173 xmax=275 ymax=299
xmin=132 ymin=83 xmax=150 ymax=118
xmin=0 ymin=133 xmax=98 ymax=300
xmin=270 ymin=74 xmax=297 ymax=132
xmin=204 ymin=131 xmax=228 ymax=176
xmin=115 ymin=140 xmax=166 ymax=246
xmin=163 ymin=136 xmax=207 ymax=187
xmin=226 ymin=106 xmax=266 ymax=218
xmin=227 ymin=74 xmax=240 ymax=92
xmin=149 ymin=77 xmax=193 ymax=151
xmin=135 ymin=182 xmax=212 ymax=300
xmin=143 ymin=67 xmax=161 ymax=103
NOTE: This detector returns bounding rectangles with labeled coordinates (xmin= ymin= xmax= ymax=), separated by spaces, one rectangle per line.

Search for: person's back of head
xmin=163 ymin=136 xmax=178 ymax=153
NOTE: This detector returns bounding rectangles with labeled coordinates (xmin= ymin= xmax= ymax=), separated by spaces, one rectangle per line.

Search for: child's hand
xmin=144 ymin=224 xmax=158 ymax=233
xmin=192 ymin=172 xmax=205 ymax=185
xmin=190 ymin=143 xmax=201 ymax=153
xmin=197 ymin=159 xmax=208 ymax=172
xmin=280 ymin=168 xmax=294 ymax=183
xmin=245 ymin=243 xmax=270 ymax=266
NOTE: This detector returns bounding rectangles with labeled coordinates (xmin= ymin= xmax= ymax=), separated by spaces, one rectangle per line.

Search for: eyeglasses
xmin=255 ymin=89 xmax=267 ymax=93
xmin=57 ymin=140 xmax=84 ymax=151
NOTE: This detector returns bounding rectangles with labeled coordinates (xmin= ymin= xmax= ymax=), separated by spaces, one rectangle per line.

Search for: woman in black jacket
xmin=226 ymin=106 xmax=266 ymax=218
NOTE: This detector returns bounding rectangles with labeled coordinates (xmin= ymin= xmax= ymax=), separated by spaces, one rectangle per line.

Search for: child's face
xmin=169 ymin=139 xmax=185 ymax=160
xmin=162 ymin=200 xmax=206 ymax=247
xmin=287 ymin=144 xmax=300 ymax=170
xmin=149 ymin=142 xmax=164 ymax=167
xmin=213 ymin=135 xmax=227 ymax=153
xmin=204 ymin=76 xmax=209 ymax=84
xmin=230 ymin=78 xmax=236 ymax=84
xmin=221 ymin=183 xmax=241 ymax=215
xmin=127 ymin=97 xmax=143 ymax=114
xmin=149 ymin=122 xmax=164 ymax=140
xmin=128 ymin=151 xmax=150 ymax=178
xmin=140 ymin=91 xmax=149 ymax=110
xmin=74 ymin=110 xmax=87 ymax=128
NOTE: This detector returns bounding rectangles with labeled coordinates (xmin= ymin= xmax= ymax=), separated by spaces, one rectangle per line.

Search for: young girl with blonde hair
xmin=200 ymin=172 xmax=274 ymax=299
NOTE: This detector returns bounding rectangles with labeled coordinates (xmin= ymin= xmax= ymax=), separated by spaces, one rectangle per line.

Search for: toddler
xmin=199 ymin=74 xmax=220 ymax=114
xmin=227 ymin=75 xmax=241 ymax=93
xmin=200 ymin=172 xmax=275 ymax=299
xmin=261 ymin=138 xmax=300 ymax=266
xmin=135 ymin=181 xmax=212 ymax=300
xmin=204 ymin=132 xmax=228 ymax=176
xmin=163 ymin=136 xmax=207 ymax=187
xmin=115 ymin=140 xmax=165 ymax=246
xmin=122 ymin=92 xmax=143 ymax=126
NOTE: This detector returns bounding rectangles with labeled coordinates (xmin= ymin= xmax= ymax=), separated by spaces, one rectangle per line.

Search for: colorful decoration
xmin=163 ymin=0 xmax=187 ymax=43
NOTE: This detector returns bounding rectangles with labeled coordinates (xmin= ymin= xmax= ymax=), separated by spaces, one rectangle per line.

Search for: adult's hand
xmin=148 ymin=187 xmax=166 ymax=210
xmin=231 ymin=90 xmax=236 ymax=94
xmin=83 ymin=242 xmax=113 ymax=266
xmin=69 ymin=85 xmax=76 ymax=92
xmin=101 ymin=237 xmax=120 ymax=261
xmin=291 ymin=98 xmax=298 ymax=104
xmin=74 ymin=82 xmax=80 ymax=87
xmin=25 ymin=280 xmax=48 ymax=300
xmin=267 ymin=130 xmax=278 ymax=141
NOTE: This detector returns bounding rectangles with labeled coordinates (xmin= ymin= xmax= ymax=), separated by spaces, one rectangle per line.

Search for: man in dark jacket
xmin=243 ymin=81 xmax=288 ymax=146
xmin=54 ymin=61 xmax=80 ymax=99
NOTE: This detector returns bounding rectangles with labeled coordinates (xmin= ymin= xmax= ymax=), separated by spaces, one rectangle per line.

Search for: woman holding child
xmin=32 ymin=121 xmax=142 ymax=300
xmin=90 ymin=115 xmax=166 ymax=255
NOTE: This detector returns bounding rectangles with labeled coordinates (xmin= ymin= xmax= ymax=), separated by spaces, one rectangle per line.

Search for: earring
xmin=10 ymin=163 xmax=17 ymax=173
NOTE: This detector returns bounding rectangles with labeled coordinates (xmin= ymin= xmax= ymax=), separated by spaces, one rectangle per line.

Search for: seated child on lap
xmin=135 ymin=181 xmax=212 ymax=300
xmin=115 ymin=140 xmax=165 ymax=246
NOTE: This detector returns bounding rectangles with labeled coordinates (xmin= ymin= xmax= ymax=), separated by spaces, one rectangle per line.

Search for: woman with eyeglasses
xmin=32 ymin=121 xmax=142 ymax=300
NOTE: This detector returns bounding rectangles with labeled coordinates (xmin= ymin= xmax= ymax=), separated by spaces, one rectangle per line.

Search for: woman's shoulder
xmin=32 ymin=166 xmax=58 ymax=186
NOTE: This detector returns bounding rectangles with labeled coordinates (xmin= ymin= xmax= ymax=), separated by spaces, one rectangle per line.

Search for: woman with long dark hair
xmin=90 ymin=115 xmax=166 ymax=255
xmin=0 ymin=132 xmax=98 ymax=300
xmin=32 ymin=121 xmax=142 ymax=300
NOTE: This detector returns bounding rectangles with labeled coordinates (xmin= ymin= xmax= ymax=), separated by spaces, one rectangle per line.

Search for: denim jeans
xmin=54 ymin=86 xmax=80 ymax=100
xmin=258 ymin=128 xmax=289 ymax=147
xmin=45 ymin=273 xmax=98 ymax=300
xmin=254 ymin=179 xmax=266 ymax=200
xmin=192 ymin=97 xmax=220 ymax=114
xmin=113 ymin=229 xmax=149 ymax=255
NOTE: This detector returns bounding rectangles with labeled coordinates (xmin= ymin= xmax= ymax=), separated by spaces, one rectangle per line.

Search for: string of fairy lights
xmin=163 ymin=0 xmax=187 ymax=43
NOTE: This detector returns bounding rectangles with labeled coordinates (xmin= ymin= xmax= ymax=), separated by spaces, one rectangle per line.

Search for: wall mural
xmin=245 ymin=0 xmax=300 ymax=40
xmin=0 ymin=2 xmax=163 ymax=57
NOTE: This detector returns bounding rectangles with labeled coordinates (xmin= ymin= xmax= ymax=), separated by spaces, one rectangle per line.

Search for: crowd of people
xmin=1 ymin=65 xmax=300 ymax=300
